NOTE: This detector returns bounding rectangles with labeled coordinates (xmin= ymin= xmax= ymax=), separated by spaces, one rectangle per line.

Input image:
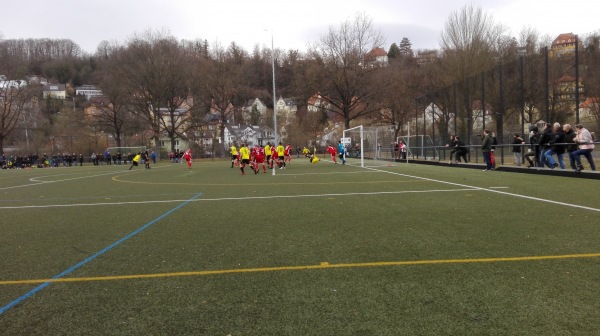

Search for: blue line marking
xmin=0 ymin=192 xmax=203 ymax=316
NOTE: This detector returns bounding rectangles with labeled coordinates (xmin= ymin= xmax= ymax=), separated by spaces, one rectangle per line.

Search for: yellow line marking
xmin=2 ymin=253 xmax=599 ymax=286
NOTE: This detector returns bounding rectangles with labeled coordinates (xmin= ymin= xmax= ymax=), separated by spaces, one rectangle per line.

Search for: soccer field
xmin=1 ymin=158 xmax=599 ymax=335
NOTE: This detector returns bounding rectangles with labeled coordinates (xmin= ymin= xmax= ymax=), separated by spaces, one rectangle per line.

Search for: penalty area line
xmin=365 ymin=166 xmax=600 ymax=212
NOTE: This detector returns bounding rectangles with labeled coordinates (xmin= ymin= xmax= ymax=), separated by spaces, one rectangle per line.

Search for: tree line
xmin=1 ymin=5 xmax=599 ymax=156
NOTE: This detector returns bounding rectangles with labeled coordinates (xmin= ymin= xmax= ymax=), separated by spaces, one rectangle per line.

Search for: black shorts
xmin=132 ymin=161 xmax=138 ymax=166
xmin=241 ymin=159 xmax=250 ymax=164
xmin=232 ymin=155 xmax=238 ymax=160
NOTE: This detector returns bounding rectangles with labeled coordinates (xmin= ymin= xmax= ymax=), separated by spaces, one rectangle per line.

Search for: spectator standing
xmin=512 ymin=133 xmax=525 ymax=166
xmin=446 ymin=136 xmax=458 ymax=163
xmin=570 ymin=124 xmax=596 ymax=172
xmin=544 ymin=122 xmax=566 ymax=169
xmin=563 ymin=124 xmax=578 ymax=170
xmin=481 ymin=130 xmax=493 ymax=171
xmin=538 ymin=123 xmax=555 ymax=168
xmin=525 ymin=126 xmax=540 ymax=168
xmin=399 ymin=140 xmax=407 ymax=160
xmin=454 ymin=136 xmax=468 ymax=163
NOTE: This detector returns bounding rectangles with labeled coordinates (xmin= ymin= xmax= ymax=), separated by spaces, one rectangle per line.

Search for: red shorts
xmin=255 ymin=157 xmax=265 ymax=163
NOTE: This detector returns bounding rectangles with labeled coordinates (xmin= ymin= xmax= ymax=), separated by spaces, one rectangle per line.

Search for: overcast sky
xmin=1 ymin=0 xmax=598 ymax=54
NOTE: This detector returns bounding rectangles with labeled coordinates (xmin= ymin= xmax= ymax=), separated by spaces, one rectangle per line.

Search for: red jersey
xmin=284 ymin=145 xmax=292 ymax=156
xmin=272 ymin=150 xmax=279 ymax=158
xmin=326 ymin=146 xmax=336 ymax=155
xmin=253 ymin=147 xmax=265 ymax=159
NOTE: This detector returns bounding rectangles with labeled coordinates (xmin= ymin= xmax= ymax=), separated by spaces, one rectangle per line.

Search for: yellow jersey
xmin=230 ymin=146 xmax=238 ymax=155
xmin=276 ymin=145 xmax=285 ymax=157
xmin=239 ymin=146 xmax=250 ymax=160
xmin=265 ymin=145 xmax=272 ymax=155
xmin=133 ymin=154 xmax=141 ymax=163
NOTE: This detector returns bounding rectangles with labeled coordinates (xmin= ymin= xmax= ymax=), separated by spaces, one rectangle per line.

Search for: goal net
xmin=105 ymin=146 xmax=147 ymax=162
xmin=343 ymin=125 xmax=398 ymax=167
xmin=397 ymin=135 xmax=438 ymax=160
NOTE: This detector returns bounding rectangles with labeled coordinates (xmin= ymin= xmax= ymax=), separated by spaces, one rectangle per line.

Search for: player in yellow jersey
xmin=302 ymin=146 xmax=310 ymax=157
xmin=230 ymin=144 xmax=239 ymax=168
xmin=264 ymin=143 xmax=272 ymax=168
xmin=238 ymin=143 xmax=251 ymax=175
xmin=276 ymin=142 xmax=286 ymax=169
xmin=128 ymin=152 xmax=141 ymax=170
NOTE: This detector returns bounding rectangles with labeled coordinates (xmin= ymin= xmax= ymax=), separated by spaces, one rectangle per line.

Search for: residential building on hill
xmin=242 ymin=98 xmax=267 ymax=124
xmin=76 ymin=85 xmax=103 ymax=100
xmin=364 ymin=47 xmax=388 ymax=67
xmin=223 ymin=124 xmax=274 ymax=147
xmin=42 ymin=84 xmax=66 ymax=99
xmin=550 ymin=33 xmax=581 ymax=58
xmin=276 ymin=97 xmax=297 ymax=123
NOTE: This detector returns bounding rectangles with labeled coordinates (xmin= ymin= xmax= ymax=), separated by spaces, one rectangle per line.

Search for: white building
xmin=224 ymin=125 xmax=274 ymax=147
xmin=76 ymin=85 xmax=103 ymax=100
xmin=43 ymin=84 xmax=66 ymax=99
xmin=241 ymin=98 xmax=267 ymax=124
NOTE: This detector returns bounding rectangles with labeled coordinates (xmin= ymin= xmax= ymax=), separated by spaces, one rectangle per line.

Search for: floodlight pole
xmin=269 ymin=31 xmax=278 ymax=176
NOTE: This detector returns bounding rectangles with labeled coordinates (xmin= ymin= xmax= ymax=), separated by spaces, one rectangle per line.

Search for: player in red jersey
xmin=252 ymin=144 xmax=267 ymax=173
xmin=270 ymin=147 xmax=279 ymax=169
xmin=182 ymin=149 xmax=193 ymax=169
xmin=326 ymin=144 xmax=337 ymax=164
xmin=284 ymin=143 xmax=293 ymax=163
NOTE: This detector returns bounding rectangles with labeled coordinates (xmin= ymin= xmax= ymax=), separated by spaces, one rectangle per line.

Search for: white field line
xmin=277 ymin=171 xmax=378 ymax=176
xmin=365 ymin=166 xmax=600 ymax=212
xmin=0 ymin=188 xmax=478 ymax=210
xmin=0 ymin=166 xmax=167 ymax=191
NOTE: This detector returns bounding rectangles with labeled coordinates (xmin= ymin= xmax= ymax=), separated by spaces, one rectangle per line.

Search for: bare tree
xmin=439 ymin=4 xmax=506 ymax=141
xmin=94 ymin=64 xmax=135 ymax=147
xmin=113 ymin=29 xmax=184 ymax=157
xmin=200 ymin=42 xmax=246 ymax=152
xmin=308 ymin=13 xmax=387 ymax=129
xmin=0 ymin=80 xmax=36 ymax=152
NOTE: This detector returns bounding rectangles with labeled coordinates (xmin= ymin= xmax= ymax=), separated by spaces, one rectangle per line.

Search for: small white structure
xmin=76 ymin=85 xmax=103 ymax=100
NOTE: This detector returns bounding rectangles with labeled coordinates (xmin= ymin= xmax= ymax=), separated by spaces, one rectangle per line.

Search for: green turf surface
xmin=0 ymin=158 xmax=599 ymax=335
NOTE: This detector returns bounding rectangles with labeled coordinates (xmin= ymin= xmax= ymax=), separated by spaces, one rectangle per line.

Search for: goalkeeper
xmin=128 ymin=152 xmax=141 ymax=170
xmin=302 ymin=147 xmax=311 ymax=157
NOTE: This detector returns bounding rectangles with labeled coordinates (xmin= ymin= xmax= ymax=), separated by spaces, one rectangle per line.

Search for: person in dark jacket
xmin=544 ymin=122 xmax=566 ymax=169
xmin=563 ymin=124 xmax=578 ymax=170
xmin=512 ymin=133 xmax=525 ymax=166
xmin=446 ymin=136 xmax=458 ymax=163
xmin=481 ymin=129 xmax=493 ymax=171
xmin=454 ymin=136 xmax=469 ymax=163
xmin=537 ymin=123 xmax=555 ymax=168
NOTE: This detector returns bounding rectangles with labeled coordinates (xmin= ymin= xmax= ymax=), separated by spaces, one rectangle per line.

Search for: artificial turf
xmin=0 ymin=158 xmax=599 ymax=335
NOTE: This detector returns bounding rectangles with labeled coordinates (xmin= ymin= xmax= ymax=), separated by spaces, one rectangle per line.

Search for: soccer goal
xmin=343 ymin=125 xmax=398 ymax=167
xmin=105 ymin=146 xmax=147 ymax=163
xmin=106 ymin=146 xmax=147 ymax=155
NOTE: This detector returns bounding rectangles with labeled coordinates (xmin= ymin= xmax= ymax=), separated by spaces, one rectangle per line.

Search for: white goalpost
xmin=343 ymin=125 xmax=364 ymax=167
